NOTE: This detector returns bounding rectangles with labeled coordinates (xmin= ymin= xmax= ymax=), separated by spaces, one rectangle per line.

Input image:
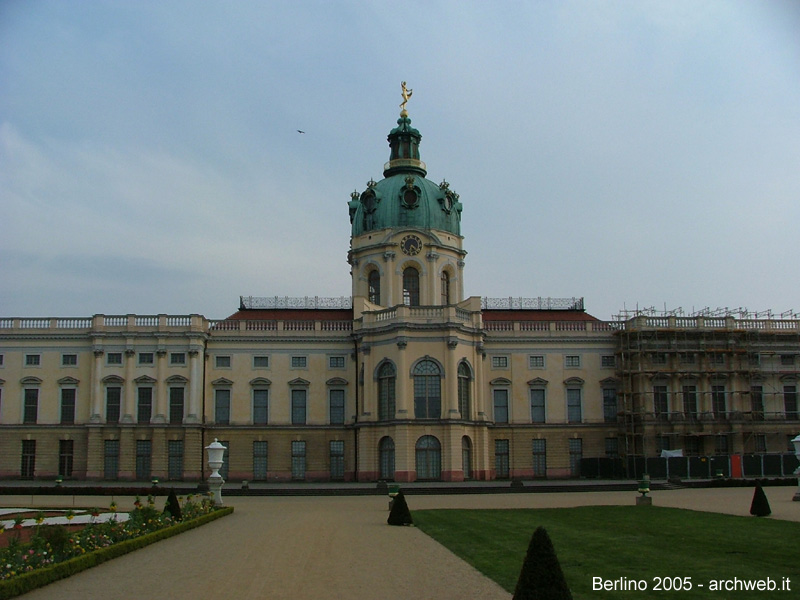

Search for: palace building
xmin=1 ymin=97 xmax=798 ymax=483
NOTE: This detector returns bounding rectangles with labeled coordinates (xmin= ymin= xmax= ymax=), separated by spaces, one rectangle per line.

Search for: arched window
xmin=415 ymin=435 xmax=441 ymax=480
xmin=379 ymin=436 xmax=395 ymax=480
xmin=403 ymin=267 xmax=420 ymax=306
xmin=413 ymin=359 xmax=441 ymax=419
xmin=368 ymin=270 xmax=381 ymax=305
xmin=441 ymin=271 xmax=450 ymax=305
xmin=462 ymin=436 xmax=472 ymax=480
xmin=458 ymin=361 xmax=471 ymax=419
xmin=377 ymin=362 xmax=396 ymax=421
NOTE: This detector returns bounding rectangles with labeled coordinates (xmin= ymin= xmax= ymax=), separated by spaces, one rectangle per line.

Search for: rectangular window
xmin=135 ymin=440 xmax=152 ymax=480
xmin=781 ymin=354 xmax=795 ymax=366
xmin=712 ymin=385 xmax=727 ymax=418
xmin=528 ymin=355 xmax=545 ymax=369
xmin=329 ymin=389 xmax=345 ymax=424
xmin=106 ymin=387 xmax=121 ymax=424
xmin=530 ymin=389 xmax=545 ymax=423
xmin=748 ymin=353 xmax=760 ymax=367
xmin=495 ymin=439 xmax=510 ymax=479
xmin=60 ymin=388 xmax=76 ymax=424
xmin=567 ymin=388 xmax=582 ymax=423
xmin=491 ymin=356 xmax=509 ymax=369
xmin=107 ymin=352 xmax=123 ymax=365
xmin=215 ymin=355 xmax=231 ymax=368
xmin=21 ymin=440 xmax=36 ymax=479
xmin=25 ymin=354 xmax=41 ymax=366
xmin=291 ymin=389 xmax=307 ymax=425
xmin=62 ymin=354 xmax=78 ymax=366
xmin=710 ymin=353 xmax=725 ymax=365
xmin=137 ymin=387 xmax=153 ymax=424
xmin=750 ymin=385 xmax=764 ymax=420
xmin=653 ymin=353 xmax=668 ymax=365
xmin=605 ymin=437 xmax=619 ymax=458
xmin=682 ymin=385 xmax=698 ymax=418
xmin=680 ymin=353 xmax=695 ymax=365
xmin=329 ymin=356 xmax=345 ymax=369
xmin=170 ymin=352 xmax=186 ymax=365
xmin=291 ymin=356 xmax=307 ymax=369
xmin=603 ymin=388 xmax=617 ymax=423
xmin=169 ymin=387 xmax=184 ymax=425
xmin=601 ymin=355 xmax=616 ymax=368
xmin=253 ymin=355 xmax=269 ymax=368
xmin=565 ymin=355 xmax=581 ymax=368
xmin=291 ymin=440 xmax=306 ymax=480
xmin=684 ymin=436 xmax=701 ymax=456
xmin=59 ymin=439 xmax=74 ymax=477
xmin=656 ymin=435 xmax=671 ymax=453
xmin=253 ymin=389 xmax=269 ymax=425
xmin=784 ymin=385 xmax=798 ymax=420
xmin=330 ymin=440 xmax=345 ymax=480
xmin=253 ymin=441 xmax=268 ymax=481
xmin=754 ymin=434 xmax=767 ymax=453
xmin=569 ymin=438 xmax=582 ymax=477
xmin=24 ymin=388 xmax=39 ymax=424
xmin=532 ymin=439 xmax=546 ymax=478
xmin=0 ymin=354 xmax=4 ymax=366
xmin=215 ymin=389 xmax=231 ymax=425
xmin=653 ymin=385 xmax=669 ymax=420
xmin=168 ymin=440 xmax=183 ymax=480
xmin=714 ymin=435 xmax=729 ymax=455
xmin=139 ymin=352 xmax=154 ymax=365
xmin=104 ymin=440 xmax=119 ymax=480
xmin=493 ymin=389 xmax=509 ymax=424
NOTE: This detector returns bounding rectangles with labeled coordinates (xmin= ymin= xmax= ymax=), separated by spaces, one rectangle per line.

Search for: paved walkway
xmin=2 ymin=486 xmax=798 ymax=599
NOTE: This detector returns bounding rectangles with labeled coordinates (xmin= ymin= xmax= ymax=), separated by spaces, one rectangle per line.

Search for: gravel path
xmin=6 ymin=485 xmax=799 ymax=599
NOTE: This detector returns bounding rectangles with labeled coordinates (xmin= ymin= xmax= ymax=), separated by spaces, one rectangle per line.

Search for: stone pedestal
xmin=636 ymin=495 xmax=652 ymax=506
xmin=208 ymin=473 xmax=224 ymax=507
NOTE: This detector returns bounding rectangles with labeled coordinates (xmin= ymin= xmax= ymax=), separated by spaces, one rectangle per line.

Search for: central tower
xmin=348 ymin=86 xmax=465 ymax=310
xmin=348 ymin=85 xmax=487 ymax=482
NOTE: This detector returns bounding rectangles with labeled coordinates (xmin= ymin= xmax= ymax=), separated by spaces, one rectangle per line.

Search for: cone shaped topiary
xmin=749 ymin=483 xmax=771 ymax=517
xmin=513 ymin=526 xmax=573 ymax=600
xmin=164 ymin=488 xmax=183 ymax=521
xmin=387 ymin=490 xmax=413 ymax=526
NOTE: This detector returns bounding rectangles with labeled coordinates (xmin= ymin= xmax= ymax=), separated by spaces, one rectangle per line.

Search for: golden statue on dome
xmin=400 ymin=81 xmax=413 ymax=115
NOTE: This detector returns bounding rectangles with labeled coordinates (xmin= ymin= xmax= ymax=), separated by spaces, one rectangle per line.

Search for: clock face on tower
xmin=400 ymin=234 xmax=422 ymax=256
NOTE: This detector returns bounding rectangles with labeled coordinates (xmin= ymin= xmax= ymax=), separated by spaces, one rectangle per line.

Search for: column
xmin=446 ymin=338 xmax=459 ymax=418
xmin=155 ymin=349 xmax=167 ymax=423
xmin=90 ymin=349 xmax=104 ymax=423
xmin=187 ymin=348 xmax=202 ymax=423
xmin=396 ymin=339 xmax=408 ymax=416
xmin=360 ymin=344 xmax=372 ymax=418
xmin=122 ymin=349 xmax=135 ymax=423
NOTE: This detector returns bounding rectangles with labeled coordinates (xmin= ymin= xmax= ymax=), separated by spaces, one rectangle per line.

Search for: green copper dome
xmin=349 ymin=114 xmax=462 ymax=237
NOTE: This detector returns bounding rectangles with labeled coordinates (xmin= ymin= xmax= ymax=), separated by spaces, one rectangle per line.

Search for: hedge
xmin=0 ymin=506 xmax=233 ymax=600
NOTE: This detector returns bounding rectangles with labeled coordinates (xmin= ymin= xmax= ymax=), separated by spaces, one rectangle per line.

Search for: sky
xmin=2 ymin=0 xmax=799 ymax=321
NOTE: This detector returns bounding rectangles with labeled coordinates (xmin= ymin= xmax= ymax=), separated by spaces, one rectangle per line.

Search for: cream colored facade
xmin=1 ymin=106 xmax=798 ymax=483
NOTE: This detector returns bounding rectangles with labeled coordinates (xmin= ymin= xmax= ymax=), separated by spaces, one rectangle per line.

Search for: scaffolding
xmin=614 ymin=310 xmax=800 ymax=474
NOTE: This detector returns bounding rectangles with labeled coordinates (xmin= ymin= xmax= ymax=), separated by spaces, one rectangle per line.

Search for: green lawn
xmin=413 ymin=506 xmax=799 ymax=599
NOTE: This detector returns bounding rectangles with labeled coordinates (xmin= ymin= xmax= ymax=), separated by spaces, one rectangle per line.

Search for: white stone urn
xmin=205 ymin=438 xmax=226 ymax=506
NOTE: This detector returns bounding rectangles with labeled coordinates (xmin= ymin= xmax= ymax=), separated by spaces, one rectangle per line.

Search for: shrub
xmin=749 ymin=483 xmax=771 ymax=517
xmin=164 ymin=489 xmax=182 ymax=521
xmin=512 ymin=526 xmax=572 ymax=600
xmin=387 ymin=491 xmax=413 ymax=526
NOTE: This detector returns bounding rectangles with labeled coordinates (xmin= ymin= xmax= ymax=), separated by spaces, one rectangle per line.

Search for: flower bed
xmin=0 ymin=494 xmax=232 ymax=600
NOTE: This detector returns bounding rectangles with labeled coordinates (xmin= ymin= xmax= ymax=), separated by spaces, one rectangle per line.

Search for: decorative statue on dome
xmin=400 ymin=81 xmax=413 ymax=114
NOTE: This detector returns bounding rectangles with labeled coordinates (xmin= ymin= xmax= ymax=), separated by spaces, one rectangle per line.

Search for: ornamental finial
xmin=400 ymin=81 xmax=413 ymax=116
